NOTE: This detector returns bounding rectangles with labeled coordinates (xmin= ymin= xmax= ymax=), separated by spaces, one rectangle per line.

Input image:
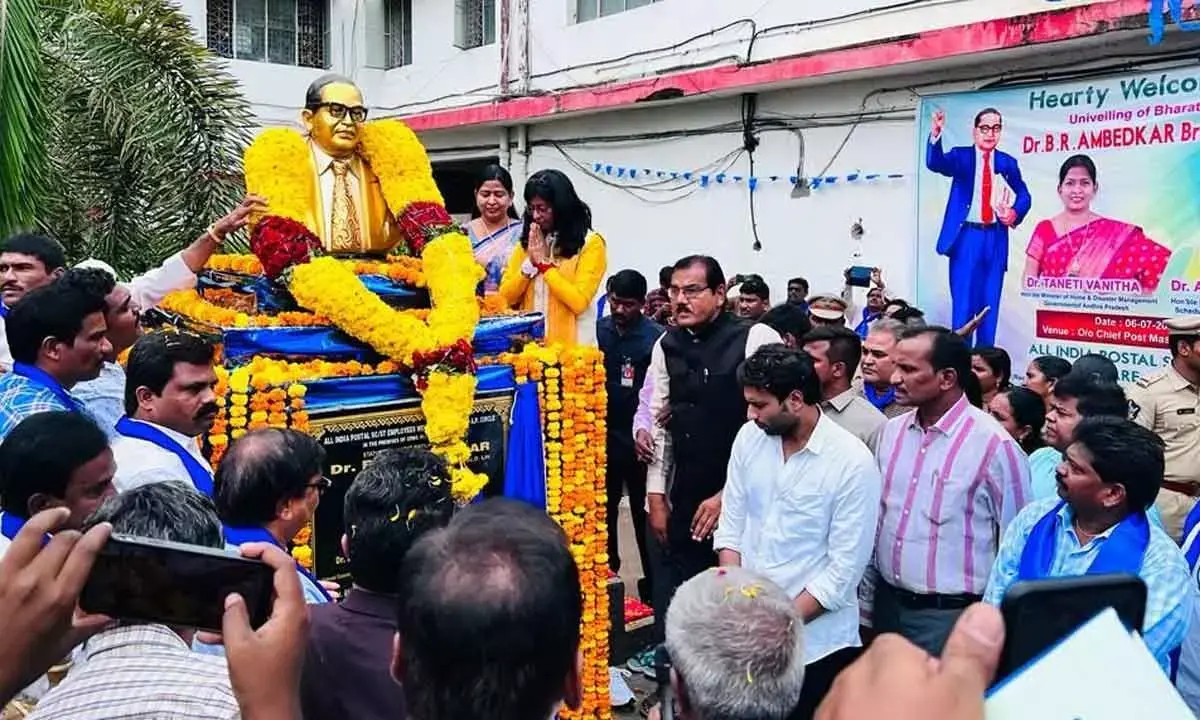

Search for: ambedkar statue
xmin=244 ymin=73 xmax=424 ymax=257
xmin=240 ymin=74 xmax=487 ymax=502
xmin=297 ymin=74 xmax=402 ymax=254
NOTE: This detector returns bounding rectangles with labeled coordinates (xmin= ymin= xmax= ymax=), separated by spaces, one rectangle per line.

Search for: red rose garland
xmin=249 ymin=216 xmax=322 ymax=280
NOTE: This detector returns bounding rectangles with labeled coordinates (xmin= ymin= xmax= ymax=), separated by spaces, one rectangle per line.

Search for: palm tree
xmin=1 ymin=0 xmax=254 ymax=275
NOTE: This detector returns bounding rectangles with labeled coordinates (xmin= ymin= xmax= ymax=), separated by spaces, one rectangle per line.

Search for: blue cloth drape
xmin=1017 ymin=501 xmax=1150 ymax=582
xmin=221 ymin=314 xmax=545 ymax=363
xmin=302 ymin=365 xmax=515 ymax=412
xmin=502 ymin=382 xmax=546 ymax=510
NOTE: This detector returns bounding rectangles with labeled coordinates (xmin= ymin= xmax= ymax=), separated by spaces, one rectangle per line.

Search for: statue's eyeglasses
xmin=310 ymin=102 xmax=368 ymax=124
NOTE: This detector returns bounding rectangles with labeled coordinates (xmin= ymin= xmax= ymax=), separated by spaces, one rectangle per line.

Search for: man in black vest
xmin=644 ymin=255 xmax=782 ymax=632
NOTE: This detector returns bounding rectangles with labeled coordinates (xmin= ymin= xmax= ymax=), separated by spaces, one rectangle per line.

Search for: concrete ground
xmin=614 ymin=496 xmax=646 ymax=602
xmin=613 ymin=498 xmax=656 ymax=717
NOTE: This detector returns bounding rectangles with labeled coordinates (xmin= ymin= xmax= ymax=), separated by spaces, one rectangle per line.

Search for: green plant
xmin=0 ymin=0 xmax=46 ymax=233
xmin=1 ymin=0 xmax=253 ymax=274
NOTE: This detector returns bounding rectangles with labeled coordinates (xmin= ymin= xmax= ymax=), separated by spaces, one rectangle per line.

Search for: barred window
xmin=454 ymin=0 xmax=496 ymax=50
xmin=576 ymin=0 xmax=659 ymax=23
xmin=385 ymin=0 xmax=413 ymax=68
xmin=206 ymin=0 xmax=328 ymax=69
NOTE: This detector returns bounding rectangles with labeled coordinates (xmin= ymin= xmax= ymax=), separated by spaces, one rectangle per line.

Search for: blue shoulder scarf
xmin=223 ymin=525 xmax=331 ymax=602
xmin=115 ymin=417 xmax=213 ymax=496
xmin=1018 ymin=501 xmax=1150 ymax=581
xmin=11 ymin=363 xmax=83 ymax=412
xmin=862 ymin=383 xmax=896 ymax=412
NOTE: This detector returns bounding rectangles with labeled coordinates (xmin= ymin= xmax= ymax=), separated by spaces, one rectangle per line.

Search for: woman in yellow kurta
xmin=500 ymin=169 xmax=607 ymax=346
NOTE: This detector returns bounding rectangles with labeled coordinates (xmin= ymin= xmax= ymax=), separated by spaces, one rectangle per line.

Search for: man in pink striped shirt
xmin=873 ymin=326 xmax=1031 ymax=655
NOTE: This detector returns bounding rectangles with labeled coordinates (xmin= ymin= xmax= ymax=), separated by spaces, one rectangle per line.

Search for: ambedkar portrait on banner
xmin=926 ymin=106 xmax=1032 ymax=347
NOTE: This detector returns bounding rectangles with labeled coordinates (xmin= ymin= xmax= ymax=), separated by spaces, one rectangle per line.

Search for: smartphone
xmin=846 ymin=265 xmax=874 ymax=288
xmin=80 ymin=534 xmax=275 ymax=633
xmin=997 ymin=574 xmax=1147 ymax=683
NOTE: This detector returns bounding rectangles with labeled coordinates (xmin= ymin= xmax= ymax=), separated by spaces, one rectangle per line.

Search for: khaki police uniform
xmin=823 ymin=387 xmax=887 ymax=452
xmin=1127 ymin=316 xmax=1200 ymax=542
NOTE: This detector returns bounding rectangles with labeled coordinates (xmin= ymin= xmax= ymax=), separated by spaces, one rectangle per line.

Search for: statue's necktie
xmin=330 ymin=160 xmax=362 ymax=252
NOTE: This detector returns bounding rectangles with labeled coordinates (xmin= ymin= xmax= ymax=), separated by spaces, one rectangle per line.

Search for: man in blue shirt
xmin=0 ymin=281 xmax=111 ymax=441
xmin=985 ymin=416 xmax=1191 ymax=671
xmin=1029 ymin=371 xmax=1129 ymax=501
xmin=597 ymin=269 xmax=662 ymax=605
xmin=64 ymin=268 xmax=147 ymax=435
xmin=0 ymin=412 xmax=115 ymax=557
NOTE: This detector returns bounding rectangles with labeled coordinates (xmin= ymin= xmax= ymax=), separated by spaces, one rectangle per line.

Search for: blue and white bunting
xmin=586 ymin=161 xmax=906 ymax=191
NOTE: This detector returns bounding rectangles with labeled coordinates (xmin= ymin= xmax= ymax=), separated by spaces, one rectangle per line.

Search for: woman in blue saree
xmin=464 ymin=165 xmax=523 ymax=294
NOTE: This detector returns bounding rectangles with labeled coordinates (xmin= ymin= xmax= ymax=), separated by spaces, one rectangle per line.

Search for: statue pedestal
xmin=306 ymin=390 xmax=515 ymax=579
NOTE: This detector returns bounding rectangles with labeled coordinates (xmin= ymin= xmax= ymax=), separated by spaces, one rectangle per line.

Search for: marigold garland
xmin=160 ymin=290 xmax=328 ymax=329
xmin=243 ymin=129 xmax=315 ymax=229
xmin=357 ymin=121 xmax=445 ymax=209
xmin=243 ymin=119 xmax=486 ymax=502
xmin=206 ymin=253 xmax=426 ymax=287
xmin=497 ymin=344 xmax=610 ymax=720
xmin=206 ymin=366 xmax=230 ymax=466
xmin=211 ymin=355 xmax=485 ymax=507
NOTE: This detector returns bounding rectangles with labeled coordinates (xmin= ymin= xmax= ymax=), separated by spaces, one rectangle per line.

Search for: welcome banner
xmin=915 ymin=67 xmax=1200 ymax=382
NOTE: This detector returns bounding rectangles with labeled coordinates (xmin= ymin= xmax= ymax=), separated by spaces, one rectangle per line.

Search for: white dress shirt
xmin=645 ymin=322 xmax=782 ymax=500
xmin=965 ymin=147 xmax=994 ymax=224
xmin=715 ymin=415 xmax=882 ymax=663
xmin=112 ymin=420 xmax=212 ymax=493
xmin=312 ymin=143 xmax=368 ymax=244
xmin=0 ymin=251 xmax=196 ymax=371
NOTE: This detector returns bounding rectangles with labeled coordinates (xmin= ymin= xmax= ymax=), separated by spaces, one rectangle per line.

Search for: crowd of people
xmin=597 ymin=253 xmax=1200 ymax=718
xmin=0 ymin=160 xmax=1199 ymax=720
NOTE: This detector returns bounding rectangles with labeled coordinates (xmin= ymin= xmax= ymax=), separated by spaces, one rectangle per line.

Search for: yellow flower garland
xmin=357 ymin=121 xmax=445 ymax=207
xmin=241 ymin=121 xmax=487 ymax=501
xmin=209 ymin=355 xmax=487 ymax=507
xmin=243 ymin=129 xmax=315 ymax=228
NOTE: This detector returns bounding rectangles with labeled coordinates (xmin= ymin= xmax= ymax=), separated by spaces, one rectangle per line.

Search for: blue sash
xmin=854 ymin=308 xmax=879 ymax=339
xmin=1017 ymin=500 xmax=1150 ymax=582
xmin=11 ymin=363 xmax=83 ymax=412
xmin=1183 ymin=502 xmax=1200 ymax=548
xmin=1171 ymin=523 xmax=1200 ymax=681
xmin=0 ymin=511 xmax=25 ymax=541
xmin=115 ymin=417 xmax=213 ymax=496
xmin=1186 ymin=526 xmax=1200 ymax=572
xmin=0 ymin=304 xmax=8 ymax=319
xmin=863 ymin=383 xmax=896 ymax=412
xmin=223 ymin=525 xmax=332 ymax=602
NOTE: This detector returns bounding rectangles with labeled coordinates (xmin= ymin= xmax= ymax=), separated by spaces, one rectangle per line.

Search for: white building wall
xmin=178 ymin=0 xmax=1110 ymax=122
xmin=519 ymin=87 xmax=918 ymax=308
xmin=175 ymin=0 xmax=1198 ymax=313
xmin=488 ymin=31 xmax=1200 ymax=308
